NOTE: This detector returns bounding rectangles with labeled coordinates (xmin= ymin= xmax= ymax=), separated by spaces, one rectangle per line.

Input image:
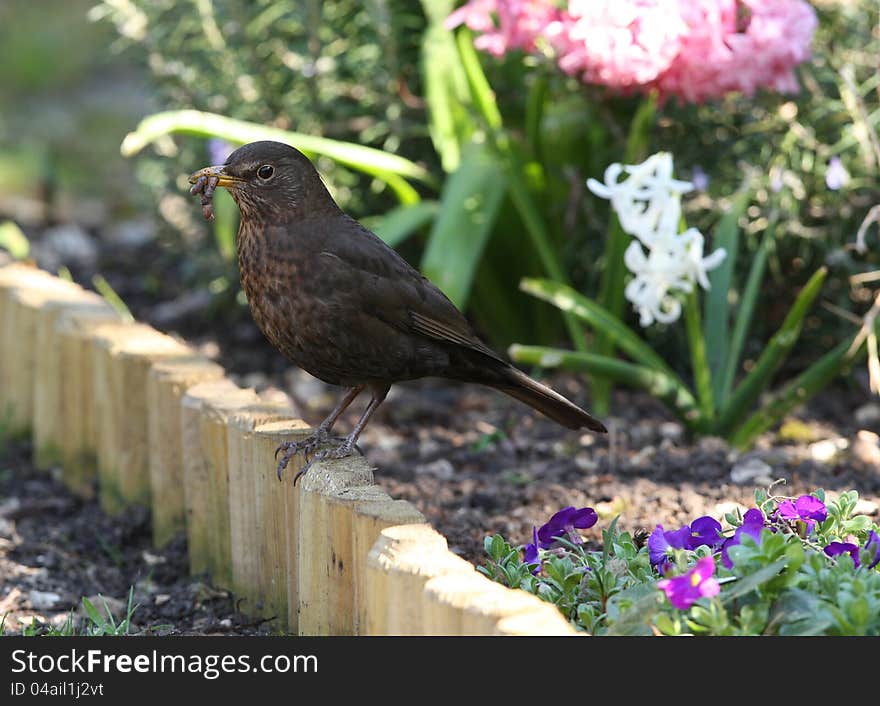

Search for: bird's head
xmin=188 ymin=140 xmax=335 ymax=220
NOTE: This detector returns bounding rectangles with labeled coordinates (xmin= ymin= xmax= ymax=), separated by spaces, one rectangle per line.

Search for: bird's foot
xmin=290 ymin=441 xmax=361 ymax=486
xmin=275 ymin=430 xmax=363 ymax=482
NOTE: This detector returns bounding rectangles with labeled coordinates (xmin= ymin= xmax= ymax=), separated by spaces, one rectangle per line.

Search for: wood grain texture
xmin=147 ymin=356 xmax=225 ymax=547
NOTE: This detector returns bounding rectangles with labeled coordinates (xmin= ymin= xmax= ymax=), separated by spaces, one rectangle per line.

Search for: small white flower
xmin=587 ymin=152 xmax=693 ymax=246
xmin=679 ymin=227 xmax=727 ymax=290
xmin=623 ymin=232 xmax=690 ymax=327
xmin=590 ymin=152 xmax=725 ymax=328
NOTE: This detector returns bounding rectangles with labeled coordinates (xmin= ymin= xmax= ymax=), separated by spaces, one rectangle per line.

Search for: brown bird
xmin=189 ymin=141 xmax=606 ymax=482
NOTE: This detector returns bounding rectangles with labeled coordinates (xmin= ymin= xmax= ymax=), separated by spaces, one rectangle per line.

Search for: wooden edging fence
xmin=0 ymin=260 xmax=577 ymax=636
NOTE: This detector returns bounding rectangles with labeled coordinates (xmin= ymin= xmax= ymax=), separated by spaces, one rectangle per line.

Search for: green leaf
xmin=509 ymin=344 xmax=702 ymax=427
xmin=519 ymin=278 xmax=678 ymax=378
xmin=729 ymin=330 xmax=866 ymax=449
xmin=454 ymin=29 xmax=502 ymax=131
xmin=704 ymin=186 xmax=751 ymax=403
xmin=684 ymin=289 xmax=715 ymax=422
xmin=421 ymin=18 xmax=474 ymax=172
xmin=92 ymin=274 xmax=134 ymax=323
xmin=363 ymin=201 xmax=439 ymax=248
xmin=605 ymin=582 xmax=663 ymax=636
xmin=420 ymin=143 xmax=506 ymax=308
xmin=721 ymin=557 xmax=789 ymax=604
xmin=80 ymin=596 xmax=103 ymax=627
xmin=450 ymin=29 xmax=585 ymax=351
xmin=720 ymin=221 xmax=774 ymax=404
xmin=0 ymin=220 xmax=29 ymax=260
xmin=771 ymin=589 xmax=835 ymax=636
xmin=211 ymin=188 xmax=238 ymax=262
xmin=717 ymin=267 xmax=827 ymax=438
xmin=120 ymin=110 xmax=437 ymax=203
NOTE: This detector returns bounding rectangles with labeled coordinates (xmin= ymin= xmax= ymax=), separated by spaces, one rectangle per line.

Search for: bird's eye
xmin=257 ymin=164 xmax=275 ymax=180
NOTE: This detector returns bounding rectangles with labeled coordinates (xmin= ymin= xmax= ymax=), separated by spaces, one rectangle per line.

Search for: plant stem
xmin=684 ymin=290 xmax=715 ymax=425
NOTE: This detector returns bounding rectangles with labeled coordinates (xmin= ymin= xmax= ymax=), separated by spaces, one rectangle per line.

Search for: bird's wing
xmin=317 ymin=217 xmax=505 ymax=364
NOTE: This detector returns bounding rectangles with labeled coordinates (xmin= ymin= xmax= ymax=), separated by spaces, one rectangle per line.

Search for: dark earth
xmin=2 ymin=223 xmax=879 ymax=636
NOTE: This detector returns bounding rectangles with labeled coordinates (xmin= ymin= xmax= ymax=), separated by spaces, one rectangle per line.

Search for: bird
xmin=189 ymin=140 xmax=606 ymax=483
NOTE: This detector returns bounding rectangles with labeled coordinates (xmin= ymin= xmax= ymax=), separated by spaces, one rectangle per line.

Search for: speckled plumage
xmin=191 ymin=141 xmax=605 ymax=480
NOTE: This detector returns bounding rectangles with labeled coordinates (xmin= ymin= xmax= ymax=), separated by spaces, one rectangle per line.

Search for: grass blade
xmin=716 ymin=266 xmax=827 ymax=437
xmin=728 ymin=329 xmax=859 ymax=449
xmin=509 ymin=344 xmax=702 ymax=428
xmin=0 ymin=220 xmax=29 ymax=260
xmin=719 ymin=220 xmax=774 ymax=404
xmin=704 ymin=186 xmax=751 ymax=402
xmin=684 ymin=289 xmax=715 ymax=422
xmin=519 ymin=277 xmax=678 ymax=378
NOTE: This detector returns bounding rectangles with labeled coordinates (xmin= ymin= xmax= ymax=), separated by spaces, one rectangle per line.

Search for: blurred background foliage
xmin=1 ymin=0 xmax=878 ymax=407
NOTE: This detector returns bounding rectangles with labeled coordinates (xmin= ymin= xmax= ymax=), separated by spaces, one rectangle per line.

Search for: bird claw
xmin=291 ymin=443 xmax=358 ymax=486
xmin=274 ymin=431 xmax=361 ymax=482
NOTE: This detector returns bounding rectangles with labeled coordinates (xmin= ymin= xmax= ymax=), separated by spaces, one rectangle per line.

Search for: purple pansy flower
xmin=866 ymin=530 xmax=880 ymax=570
xmin=824 ymin=541 xmax=860 ymax=566
xmin=657 ymin=556 xmax=721 ymax=610
xmin=536 ymin=506 xmax=597 ymax=548
xmin=648 ymin=524 xmax=691 ymax=573
xmin=721 ymin=508 xmax=766 ymax=569
xmin=687 ymin=516 xmax=723 ymax=550
xmin=824 ymin=531 xmax=880 ymax=570
xmin=776 ymin=495 xmax=827 ymax=534
xmin=522 ymin=527 xmax=541 ymax=575
xmin=648 ymin=517 xmax=723 ymax=574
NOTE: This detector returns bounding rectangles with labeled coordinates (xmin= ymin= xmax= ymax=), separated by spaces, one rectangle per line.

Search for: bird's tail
xmin=489 ymin=366 xmax=607 ymax=433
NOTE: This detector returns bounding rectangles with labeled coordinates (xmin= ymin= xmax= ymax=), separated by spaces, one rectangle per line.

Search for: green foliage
xmin=513 ymin=181 xmax=874 ymax=447
xmin=420 ymin=141 xmax=505 ymax=307
xmin=3 ymin=588 xmax=140 ymax=637
xmin=482 ymin=489 xmax=880 ymax=636
xmin=97 ymin=0 xmax=880 ymax=360
xmin=0 ymin=220 xmax=29 ymax=260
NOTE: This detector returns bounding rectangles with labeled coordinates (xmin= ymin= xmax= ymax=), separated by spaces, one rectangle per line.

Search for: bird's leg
xmin=275 ymin=385 xmax=364 ymax=480
xmin=291 ymin=384 xmax=390 ymax=485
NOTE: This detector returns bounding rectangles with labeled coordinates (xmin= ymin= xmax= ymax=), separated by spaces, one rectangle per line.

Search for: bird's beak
xmin=187 ymin=164 xmax=241 ymax=187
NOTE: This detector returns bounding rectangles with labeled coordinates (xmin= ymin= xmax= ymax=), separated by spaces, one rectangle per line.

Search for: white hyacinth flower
xmin=589 ymin=153 xmax=726 ymax=327
xmin=586 ymin=152 xmax=694 ymax=246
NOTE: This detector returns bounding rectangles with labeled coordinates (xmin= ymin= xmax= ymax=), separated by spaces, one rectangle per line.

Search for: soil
xmin=2 ymin=224 xmax=880 ymax=636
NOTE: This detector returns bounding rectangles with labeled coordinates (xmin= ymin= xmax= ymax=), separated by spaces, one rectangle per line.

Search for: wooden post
xmin=91 ymin=321 xmax=153 ymax=514
xmin=422 ymin=571 xmax=503 ymax=635
xmin=423 ymin=571 xmax=563 ymax=635
xmin=226 ymin=402 xmax=297 ymax=604
xmin=54 ymin=307 xmax=124 ymax=497
xmin=3 ymin=280 xmax=83 ymax=439
xmin=493 ymin=605 xmax=579 ymax=636
xmin=180 ymin=380 xmax=257 ymax=580
xmin=33 ymin=294 xmax=113 ymax=469
xmin=92 ymin=324 xmax=191 ymax=513
xmin=0 ymin=265 xmax=57 ymax=424
xmin=249 ymin=421 xmax=310 ymax=632
xmin=350 ymin=492 xmax=425 ymax=635
xmin=364 ymin=524 xmax=473 ymax=635
xmin=295 ymin=456 xmax=374 ymax=635
xmin=146 ymin=356 xmax=225 ymax=547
